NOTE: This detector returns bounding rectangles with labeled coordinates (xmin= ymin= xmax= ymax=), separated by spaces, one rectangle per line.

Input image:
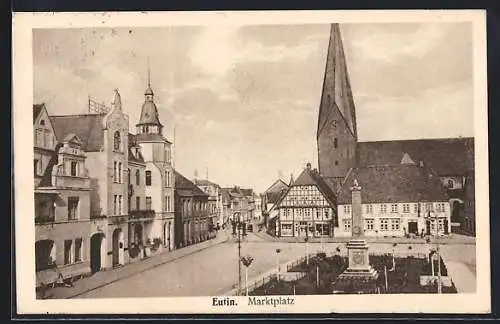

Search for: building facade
xmin=34 ymin=104 xmax=93 ymax=287
xmin=135 ymin=79 xmax=175 ymax=252
xmin=195 ymin=179 xmax=222 ymax=230
xmin=274 ymin=163 xmax=338 ymax=238
xmin=336 ymin=164 xmax=452 ymax=237
xmin=316 ymin=23 xmax=474 ymax=235
xmin=261 ymin=179 xmax=289 ymax=234
xmin=174 ymin=171 xmax=210 ymax=248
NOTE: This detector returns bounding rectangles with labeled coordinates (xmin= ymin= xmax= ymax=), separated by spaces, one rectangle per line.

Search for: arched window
xmin=136 ymin=170 xmax=140 ymax=185
xmin=146 ymin=170 xmax=152 ymax=186
xmin=333 ymin=138 xmax=338 ymax=148
xmin=114 ymin=131 xmax=121 ymax=151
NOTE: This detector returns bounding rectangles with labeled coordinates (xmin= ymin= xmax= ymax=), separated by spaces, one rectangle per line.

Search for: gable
xmin=50 ymin=114 xmax=105 ymax=152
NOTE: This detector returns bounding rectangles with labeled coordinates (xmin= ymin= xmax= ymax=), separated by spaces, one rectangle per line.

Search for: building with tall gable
xmin=34 ymin=104 xmax=94 ymax=288
xmin=316 ymin=24 xmax=475 ymax=235
xmin=274 ymin=163 xmax=338 ymax=237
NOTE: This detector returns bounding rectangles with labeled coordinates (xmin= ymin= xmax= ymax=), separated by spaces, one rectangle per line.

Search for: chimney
xmin=350 ymin=178 xmax=363 ymax=237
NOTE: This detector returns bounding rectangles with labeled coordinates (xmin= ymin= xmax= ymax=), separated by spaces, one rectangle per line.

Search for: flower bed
xmin=249 ymin=253 xmax=457 ymax=295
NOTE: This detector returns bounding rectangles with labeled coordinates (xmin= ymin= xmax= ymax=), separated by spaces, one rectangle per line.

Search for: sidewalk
xmin=443 ymin=260 xmax=476 ymax=293
xmin=42 ymin=231 xmax=230 ymax=299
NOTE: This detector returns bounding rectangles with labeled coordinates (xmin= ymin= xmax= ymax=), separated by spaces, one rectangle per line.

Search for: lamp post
xmin=276 ymin=248 xmax=281 ymax=280
xmin=241 ymin=255 xmax=254 ymax=296
xmin=234 ymin=212 xmax=242 ymax=296
xmin=433 ymin=209 xmax=442 ymax=294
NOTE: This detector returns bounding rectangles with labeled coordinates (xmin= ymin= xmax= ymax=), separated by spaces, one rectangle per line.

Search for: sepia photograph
xmin=13 ymin=10 xmax=490 ymax=314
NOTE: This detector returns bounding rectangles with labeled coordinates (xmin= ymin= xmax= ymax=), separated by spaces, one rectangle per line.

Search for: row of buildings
xmin=262 ymin=24 xmax=476 ymax=239
xmin=34 ymin=78 xmax=259 ymax=288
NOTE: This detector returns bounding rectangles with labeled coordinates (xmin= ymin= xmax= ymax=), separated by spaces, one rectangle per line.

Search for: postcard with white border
xmin=13 ymin=10 xmax=490 ymax=314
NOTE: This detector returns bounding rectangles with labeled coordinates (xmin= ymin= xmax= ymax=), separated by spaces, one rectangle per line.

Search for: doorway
xmin=90 ymin=233 xmax=104 ymax=273
xmin=112 ymin=228 xmax=124 ymax=267
xmin=408 ymin=221 xmax=418 ymax=235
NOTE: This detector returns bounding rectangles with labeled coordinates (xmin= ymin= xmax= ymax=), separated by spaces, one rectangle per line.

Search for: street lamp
xmin=233 ymin=212 xmax=242 ymax=296
xmin=304 ymin=236 xmax=309 ymax=266
xmin=276 ymin=248 xmax=281 ymax=280
xmin=241 ymin=255 xmax=254 ymax=296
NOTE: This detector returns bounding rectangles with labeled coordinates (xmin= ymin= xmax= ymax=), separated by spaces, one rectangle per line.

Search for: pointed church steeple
xmin=316 ymin=24 xmax=358 ymax=181
xmin=316 ymin=24 xmax=357 ymax=140
xmin=137 ymin=60 xmax=163 ymax=135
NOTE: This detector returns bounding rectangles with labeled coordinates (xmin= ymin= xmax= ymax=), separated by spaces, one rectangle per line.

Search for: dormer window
xmin=40 ymin=120 xmax=45 ymax=125
xmin=114 ymin=131 xmax=121 ymax=151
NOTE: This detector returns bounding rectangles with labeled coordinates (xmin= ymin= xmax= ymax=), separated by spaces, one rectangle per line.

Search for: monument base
xmin=338 ymin=238 xmax=379 ymax=280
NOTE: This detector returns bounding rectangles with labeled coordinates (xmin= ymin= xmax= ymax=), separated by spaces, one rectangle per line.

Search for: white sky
xmin=33 ymin=23 xmax=473 ymax=193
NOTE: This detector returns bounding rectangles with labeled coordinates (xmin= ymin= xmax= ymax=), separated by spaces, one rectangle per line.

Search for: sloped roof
xmin=357 ymin=137 xmax=474 ymax=176
xmin=240 ymin=188 xmax=254 ymax=197
xmin=264 ymin=179 xmax=289 ymax=194
xmin=194 ymin=179 xmax=219 ymax=187
xmin=317 ymin=24 xmax=357 ymax=140
xmin=337 ymin=164 xmax=449 ymax=204
xmin=135 ymin=133 xmax=172 ymax=144
xmin=289 ymin=167 xmax=337 ymax=206
xmin=33 ymin=104 xmax=44 ymax=123
xmin=50 ymin=114 xmax=105 ymax=152
xmin=174 ymin=170 xmax=208 ymax=197
xmin=128 ymin=133 xmax=145 ymax=164
xmin=137 ymin=100 xmax=163 ymax=127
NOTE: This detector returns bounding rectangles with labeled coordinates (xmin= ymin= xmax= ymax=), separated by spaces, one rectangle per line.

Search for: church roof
xmin=337 ymin=164 xmax=449 ymax=204
xmin=174 ymin=170 xmax=208 ymax=197
xmin=317 ymin=23 xmax=357 ymax=140
xmin=357 ymin=137 xmax=474 ymax=176
xmin=50 ymin=114 xmax=105 ymax=152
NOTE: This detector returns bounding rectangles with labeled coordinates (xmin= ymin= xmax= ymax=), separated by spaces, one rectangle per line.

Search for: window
xmin=68 ymin=197 xmax=79 ymax=220
xmin=324 ymin=209 xmax=330 ymax=219
xmin=64 ymin=240 xmax=73 ymax=265
xmin=365 ymin=219 xmax=374 ymax=230
xmin=403 ymin=203 xmax=410 ymax=213
xmin=391 ymin=204 xmax=398 ymax=213
xmin=113 ymin=195 xmax=118 ymax=215
xmin=333 ymin=138 xmax=338 ymax=148
xmin=344 ymin=219 xmax=351 ymax=232
xmin=114 ymin=131 xmax=121 ymax=151
xmin=380 ymin=204 xmax=387 ymax=214
xmin=146 ymin=171 xmax=152 ymax=186
xmin=136 ymin=197 xmax=140 ymax=210
xmin=281 ymin=223 xmax=293 ymax=236
xmin=128 ymin=168 xmax=131 ymax=184
xmin=40 ymin=119 xmax=45 ymax=125
xmin=343 ymin=205 xmax=351 ymax=214
xmin=447 ymin=179 xmax=454 ymax=189
xmin=34 ymin=159 xmax=39 ymax=176
xmin=413 ymin=203 xmax=419 ymax=213
xmin=380 ymin=219 xmax=389 ymax=231
xmin=316 ymin=209 xmax=321 ymax=219
xmin=136 ymin=170 xmax=140 ymax=185
xmin=166 ymin=195 xmax=171 ymax=212
xmin=113 ymin=161 xmax=117 ymax=182
xmin=118 ymin=163 xmax=122 ymax=183
xmin=118 ymin=195 xmax=122 ymax=215
xmin=146 ymin=197 xmax=152 ymax=210
xmin=391 ymin=219 xmax=400 ymax=231
xmin=74 ymin=238 xmax=83 ymax=262
xmin=366 ymin=204 xmax=373 ymax=214
xmin=334 ymin=160 xmax=339 ymax=166
xmin=70 ymin=161 xmax=78 ymax=176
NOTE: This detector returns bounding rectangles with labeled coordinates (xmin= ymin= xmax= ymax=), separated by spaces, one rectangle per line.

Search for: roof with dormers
xmin=50 ymin=114 xmax=105 ymax=152
xmin=337 ymin=164 xmax=449 ymax=204
xmin=356 ymin=137 xmax=474 ymax=176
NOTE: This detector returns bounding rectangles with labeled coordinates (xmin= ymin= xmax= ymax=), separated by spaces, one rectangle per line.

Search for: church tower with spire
xmin=135 ymin=61 xmax=175 ymax=251
xmin=317 ymin=24 xmax=358 ymax=188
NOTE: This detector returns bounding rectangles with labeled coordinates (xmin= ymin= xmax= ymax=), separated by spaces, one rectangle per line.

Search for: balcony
xmin=108 ymin=215 xmax=128 ymax=225
xmin=129 ymin=210 xmax=155 ymax=221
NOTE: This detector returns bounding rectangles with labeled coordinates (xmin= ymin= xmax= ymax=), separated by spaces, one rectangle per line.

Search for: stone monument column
xmin=338 ymin=178 xmax=378 ymax=280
